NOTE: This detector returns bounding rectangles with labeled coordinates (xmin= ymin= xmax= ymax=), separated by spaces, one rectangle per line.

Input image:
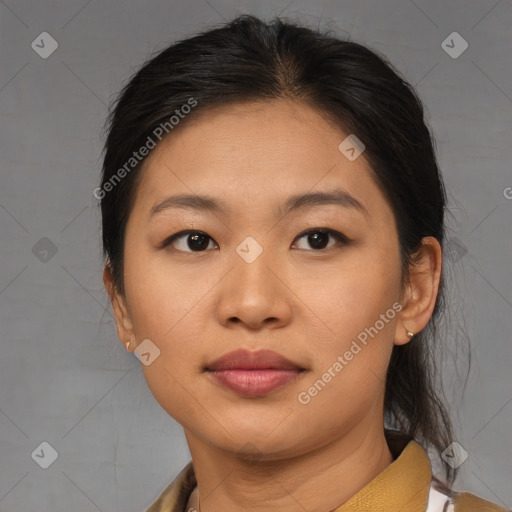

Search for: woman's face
xmin=115 ymin=99 xmax=408 ymax=459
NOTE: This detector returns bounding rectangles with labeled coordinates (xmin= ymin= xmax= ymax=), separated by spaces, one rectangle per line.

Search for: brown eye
xmin=161 ymin=231 xmax=217 ymax=252
xmin=293 ymin=229 xmax=349 ymax=251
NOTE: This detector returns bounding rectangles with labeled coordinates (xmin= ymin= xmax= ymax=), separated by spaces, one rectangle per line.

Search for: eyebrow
xmin=149 ymin=189 xmax=368 ymax=219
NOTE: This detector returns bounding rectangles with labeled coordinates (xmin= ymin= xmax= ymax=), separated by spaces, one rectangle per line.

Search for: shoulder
xmin=429 ymin=479 xmax=509 ymax=512
xmin=452 ymin=491 xmax=510 ymax=512
xmin=145 ymin=462 xmax=196 ymax=512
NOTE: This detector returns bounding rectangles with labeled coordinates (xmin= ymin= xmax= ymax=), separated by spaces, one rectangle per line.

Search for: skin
xmin=104 ymin=98 xmax=442 ymax=512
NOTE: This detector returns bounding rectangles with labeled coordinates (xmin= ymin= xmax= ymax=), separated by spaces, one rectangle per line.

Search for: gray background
xmin=1 ymin=0 xmax=511 ymax=511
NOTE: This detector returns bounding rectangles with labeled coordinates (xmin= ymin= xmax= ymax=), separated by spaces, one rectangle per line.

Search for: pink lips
xmin=205 ymin=349 xmax=305 ymax=396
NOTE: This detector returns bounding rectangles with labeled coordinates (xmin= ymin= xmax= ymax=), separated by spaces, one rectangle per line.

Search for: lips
xmin=205 ymin=349 xmax=306 ymax=396
xmin=206 ymin=349 xmax=304 ymax=371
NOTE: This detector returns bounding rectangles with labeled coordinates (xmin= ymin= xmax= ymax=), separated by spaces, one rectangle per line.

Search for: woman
xmin=98 ymin=14 xmax=508 ymax=512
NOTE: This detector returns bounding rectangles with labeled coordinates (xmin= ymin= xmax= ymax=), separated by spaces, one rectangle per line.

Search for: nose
xmin=215 ymin=245 xmax=293 ymax=331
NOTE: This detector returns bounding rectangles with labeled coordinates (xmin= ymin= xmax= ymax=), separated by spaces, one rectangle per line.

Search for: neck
xmin=184 ymin=423 xmax=394 ymax=512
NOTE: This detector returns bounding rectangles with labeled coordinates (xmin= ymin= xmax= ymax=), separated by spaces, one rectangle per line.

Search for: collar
xmin=146 ymin=430 xmax=432 ymax=512
xmin=333 ymin=430 xmax=432 ymax=511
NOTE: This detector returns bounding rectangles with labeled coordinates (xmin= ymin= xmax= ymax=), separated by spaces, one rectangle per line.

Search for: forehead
xmin=131 ymin=99 xmax=391 ymax=224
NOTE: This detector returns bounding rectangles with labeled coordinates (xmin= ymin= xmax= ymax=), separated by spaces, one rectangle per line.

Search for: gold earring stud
xmin=125 ymin=340 xmax=131 ymax=350
xmin=406 ymin=331 xmax=414 ymax=338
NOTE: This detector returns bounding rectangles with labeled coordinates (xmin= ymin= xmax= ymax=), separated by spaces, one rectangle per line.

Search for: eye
xmin=161 ymin=230 xmax=218 ymax=252
xmin=160 ymin=228 xmax=350 ymax=253
xmin=292 ymin=228 xmax=350 ymax=251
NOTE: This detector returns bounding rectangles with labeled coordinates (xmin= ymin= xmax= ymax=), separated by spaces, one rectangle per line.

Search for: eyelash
xmin=160 ymin=228 xmax=351 ymax=252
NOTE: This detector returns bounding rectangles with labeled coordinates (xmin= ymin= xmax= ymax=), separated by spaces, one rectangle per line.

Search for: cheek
xmin=295 ymin=280 xmax=399 ymax=432
xmin=122 ymin=240 xmax=219 ymax=392
xmin=123 ymin=239 xmax=204 ymax=336
xmin=127 ymin=258 xmax=215 ymax=427
xmin=295 ymin=242 xmax=401 ymax=401
xmin=301 ymin=245 xmax=401 ymax=345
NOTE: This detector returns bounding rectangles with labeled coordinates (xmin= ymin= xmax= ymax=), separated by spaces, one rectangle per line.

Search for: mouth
xmin=205 ymin=349 xmax=307 ymax=397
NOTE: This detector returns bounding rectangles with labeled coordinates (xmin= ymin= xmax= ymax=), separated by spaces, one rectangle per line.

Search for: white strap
xmin=426 ymin=484 xmax=454 ymax=512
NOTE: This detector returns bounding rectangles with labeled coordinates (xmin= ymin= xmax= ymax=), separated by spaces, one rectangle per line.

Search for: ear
xmin=395 ymin=236 xmax=443 ymax=346
xmin=103 ymin=263 xmax=135 ymax=350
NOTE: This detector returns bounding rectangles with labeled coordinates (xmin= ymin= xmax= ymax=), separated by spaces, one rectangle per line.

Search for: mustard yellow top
xmin=145 ymin=431 xmax=508 ymax=512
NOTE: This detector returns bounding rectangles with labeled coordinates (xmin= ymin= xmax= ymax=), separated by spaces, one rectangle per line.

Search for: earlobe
xmin=102 ymin=264 xmax=135 ymax=348
xmin=394 ymin=236 xmax=442 ymax=346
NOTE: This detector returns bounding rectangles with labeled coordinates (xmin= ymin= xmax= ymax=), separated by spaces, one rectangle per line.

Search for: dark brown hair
xmin=99 ymin=14 xmax=458 ymax=484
